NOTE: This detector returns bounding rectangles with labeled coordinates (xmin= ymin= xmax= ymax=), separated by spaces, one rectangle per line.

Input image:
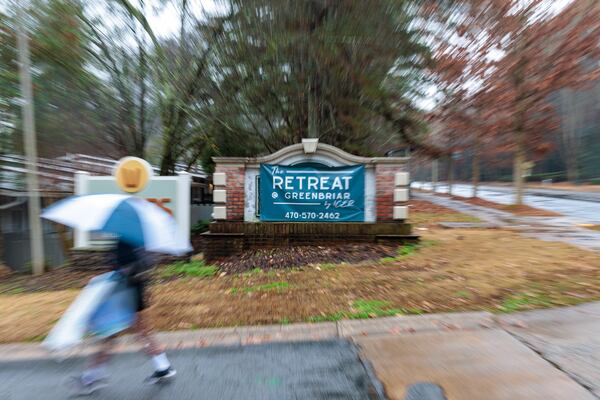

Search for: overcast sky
xmin=3 ymin=0 xmax=575 ymax=112
xmin=0 ymin=0 xmax=576 ymax=37
xmin=146 ymin=0 xmax=223 ymax=37
xmin=148 ymin=0 xmax=574 ymax=38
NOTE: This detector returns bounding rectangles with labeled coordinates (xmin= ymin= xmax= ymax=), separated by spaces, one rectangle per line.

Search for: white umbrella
xmin=42 ymin=194 xmax=191 ymax=255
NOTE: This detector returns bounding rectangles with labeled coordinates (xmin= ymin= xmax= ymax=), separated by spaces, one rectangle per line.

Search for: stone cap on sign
xmin=212 ymin=139 xmax=409 ymax=168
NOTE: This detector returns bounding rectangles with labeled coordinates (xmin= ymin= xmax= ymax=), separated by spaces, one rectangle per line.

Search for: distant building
xmin=0 ymin=154 xmax=212 ymax=271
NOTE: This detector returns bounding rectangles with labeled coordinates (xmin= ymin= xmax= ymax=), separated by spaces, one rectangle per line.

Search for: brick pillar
xmin=375 ymin=164 xmax=405 ymax=221
xmin=214 ymin=164 xmax=245 ymax=221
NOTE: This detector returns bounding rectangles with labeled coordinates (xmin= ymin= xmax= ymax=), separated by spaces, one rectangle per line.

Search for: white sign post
xmin=74 ymin=158 xmax=191 ymax=249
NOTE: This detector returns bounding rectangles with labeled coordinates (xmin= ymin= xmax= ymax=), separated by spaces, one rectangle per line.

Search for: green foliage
xmin=318 ymin=263 xmax=337 ymax=271
xmin=245 ymin=281 xmax=289 ymax=293
xmin=308 ymin=299 xmax=405 ymax=322
xmin=454 ymin=290 xmax=472 ymax=299
xmin=2 ymin=0 xmax=107 ymax=157
xmin=349 ymin=300 xmax=403 ymax=319
xmin=191 ymin=220 xmax=210 ymax=235
xmin=0 ymin=286 xmax=25 ymax=295
xmin=380 ymin=242 xmax=428 ymax=263
xmin=243 ymin=267 xmax=264 ymax=277
xmin=238 ymin=267 xmax=279 ymax=277
xmin=587 ymin=178 xmax=600 ymax=185
xmin=397 ymin=244 xmax=418 ymax=257
xmin=499 ymin=293 xmax=551 ymax=313
xmin=1 ymin=0 xmax=450 ymax=171
xmin=161 ymin=261 xmax=218 ymax=278
xmin=196 ymin=0 xmax=432 ymax=169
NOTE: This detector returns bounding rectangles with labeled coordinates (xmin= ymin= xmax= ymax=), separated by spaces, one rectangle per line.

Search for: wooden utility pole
xmin=431 ymin=159 xmax=438 ymax=192
xmin=16 ymin=2 xmax=45 ymax=275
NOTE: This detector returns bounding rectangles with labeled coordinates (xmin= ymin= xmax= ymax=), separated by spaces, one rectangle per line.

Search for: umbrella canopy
xmin=42 ymin=194 xmax=191 ymax=255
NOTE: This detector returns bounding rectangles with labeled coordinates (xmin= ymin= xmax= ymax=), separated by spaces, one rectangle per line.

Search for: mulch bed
xmin=213 ymin=243 xmax=398 ymax=274
xmin=457 ymin=195 xmax=561 ymax=217
xmin=432 ymin=192 xmax=561 ymax=217
xmin=408 ymin=199 xmax=460 ymax=214
xmin=0 ymin=244 xmax=398 ymax=291
xmin=0 ymin=265 xmax=11 ymax=280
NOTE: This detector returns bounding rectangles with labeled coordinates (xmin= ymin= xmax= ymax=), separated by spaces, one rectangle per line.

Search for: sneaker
xmin=66 ymin=375 xmax=108 ymax=396
xmin=144 ymin=367 xmax=176 ymax=385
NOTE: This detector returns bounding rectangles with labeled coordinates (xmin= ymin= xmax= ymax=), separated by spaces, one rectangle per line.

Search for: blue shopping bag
xmin=88 ymin=278 xmax=137 ymax=338
xmin=43 ymin=272 xmax=120 ymax=352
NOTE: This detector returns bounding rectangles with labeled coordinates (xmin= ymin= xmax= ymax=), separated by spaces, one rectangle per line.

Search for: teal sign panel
xmin=260 ymin=164 xmax=365 ymax=222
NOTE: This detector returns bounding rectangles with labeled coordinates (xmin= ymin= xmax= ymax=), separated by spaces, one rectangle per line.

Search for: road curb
xmin=0 ymin=311 xmax=495 ymax=362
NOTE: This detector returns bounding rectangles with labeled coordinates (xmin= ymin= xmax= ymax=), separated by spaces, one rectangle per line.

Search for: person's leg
xmin=133 ymin=311 xmax=176 ymax=383
xmin=69 ymin=336 xmax=115 ymax=394
xmin=84 ymin=336 xmax=115 ymax=380
xmin=90 ymin=336 xmax=116 ymax=366
xmin=133 ymin=312 xmax=162 ymax=357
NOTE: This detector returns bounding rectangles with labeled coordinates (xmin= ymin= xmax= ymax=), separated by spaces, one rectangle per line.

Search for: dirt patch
xmin=409 ymin=199 xmax=481 ymax=226
xmin=0 ymin=265 xmax=11 ymax=280
xmin=5 ymin=229 xmax=600 ymax=343
xmin=410 ymin=199 xmax=457 ymax=214
xmin=213 ymin=244 xmax=398 ymax=274
xmin=0 ymin=290 xmax=78 ymax=343
xmin=578 ymin=224 xmax=600 ymax=232
xmin=442 ymin=194 xmax=562 ymax=217
xmin=0 ymin=268 xmax=98 ymax=294
xmin=451 ymin=182 xmax=600 ymax=192
xmin=465 ymin=197 xmax=560 ymax=217
xmin=521 ymin=182 xmax=600 ymax=192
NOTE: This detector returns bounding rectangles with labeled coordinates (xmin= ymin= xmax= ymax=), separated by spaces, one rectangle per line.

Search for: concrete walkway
xmin=2 ymin=304 xmax=600 ymax=399
xmin=413 ymin=191 xmax=600 ymax=252
xmin=500 ymin=302 xmax=600 ymax=397
xmin=358 ymin=329 xmax=593 ymax=400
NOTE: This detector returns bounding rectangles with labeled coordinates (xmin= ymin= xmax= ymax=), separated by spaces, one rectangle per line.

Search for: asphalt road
xmin=0 ymin=340 xmax=381 ymax=400
xmin=413 ymin=182 xmax=600 ymax=224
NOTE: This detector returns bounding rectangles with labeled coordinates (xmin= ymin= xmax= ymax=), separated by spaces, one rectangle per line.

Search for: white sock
xmin=151 ymin=353 xmax=170 ymax=372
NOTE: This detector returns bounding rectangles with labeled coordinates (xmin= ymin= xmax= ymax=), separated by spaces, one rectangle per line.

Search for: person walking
xmin=69 ymin=240 xmax=176 ymax=395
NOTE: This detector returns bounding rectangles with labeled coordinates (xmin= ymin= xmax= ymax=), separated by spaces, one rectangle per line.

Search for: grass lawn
xmin=3 ymin=224 xmax=600 ymax=343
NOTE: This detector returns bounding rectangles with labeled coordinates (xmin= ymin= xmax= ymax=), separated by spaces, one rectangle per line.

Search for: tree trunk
xmin=432 ymin=159 xmax=438 ymax=192
xmin=160 ymin=152 xmax=175 ymax=176
xmin=448 ymin=155 xmax=454 ymax=196
xmin=307 ymin=81 xmax=318 ymax=138
xmin=566 ymin=158 xmax=579 ymax=183
xmin=513 ymin=130 xmax=525 ymax=205
xmin=160 ymin=128 xmax=176 ymax=175
xmin=472 ymin=143 xmax=480 ymax=198
xmin=559 ymin=89 xmax=581 ymax=183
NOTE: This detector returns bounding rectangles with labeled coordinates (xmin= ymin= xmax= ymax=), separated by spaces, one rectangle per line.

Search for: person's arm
xmin=124 ymin=249 xmax=156 ymax=283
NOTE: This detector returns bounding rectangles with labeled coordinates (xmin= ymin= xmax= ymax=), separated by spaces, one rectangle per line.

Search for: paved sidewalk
xmin=3 ymin=305 xmax=600 ymax=399
xmin=0 ymin=341 xmax=380 ymax=400
xmin=499 ymin=302 xmax=600 ymax=397
xmin=358 ymin=329 xmax=594 ymax=400
xmin=414 ymin=191 xmax=600 ymax=252
xmin=0 ymin=312 xmax=494 ymax=362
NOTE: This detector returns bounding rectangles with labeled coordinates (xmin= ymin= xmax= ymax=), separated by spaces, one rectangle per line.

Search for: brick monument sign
xmin=203 ymin=139 xmax=416 ymax=260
